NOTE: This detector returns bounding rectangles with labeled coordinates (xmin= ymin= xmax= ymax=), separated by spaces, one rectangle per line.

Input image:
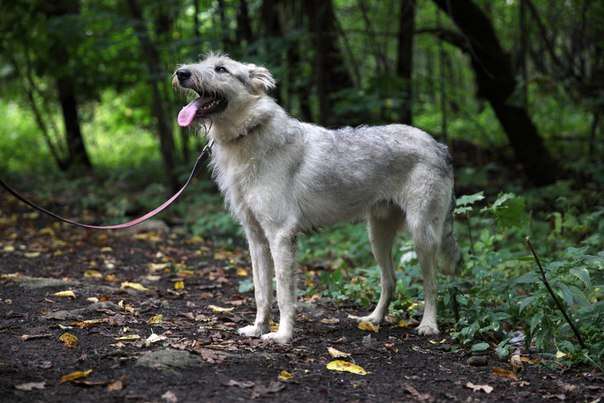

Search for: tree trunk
xmin=127 ymin=0 xmax=178 ymax=192
xmin=260 ymin=0 xmax=283 ymax=104
xmin=432 ymin=0 xmax=560 ymax=185
xmin=42 ymin=0 xmax=92 ymax=171
xmin=236 ymin=0 xmax=254 ymax=47
xmin=396 ymin=0 xmax=416 ymax=125
xmin=304 ymin=0 xmax=354 ymax=126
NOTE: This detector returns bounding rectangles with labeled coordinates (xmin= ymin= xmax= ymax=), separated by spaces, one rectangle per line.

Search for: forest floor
xmin=0 ymin=193 xmax=602 ymax=403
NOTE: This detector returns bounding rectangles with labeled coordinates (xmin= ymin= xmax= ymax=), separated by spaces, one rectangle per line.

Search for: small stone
xmin=467 ymin=355 xmax=488 ymax=366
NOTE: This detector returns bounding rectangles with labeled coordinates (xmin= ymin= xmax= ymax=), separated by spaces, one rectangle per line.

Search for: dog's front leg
xmin=261 ymin=229 xmax=296 ymax=344
xmin=238 ymin=217 xmax=274 ymax=337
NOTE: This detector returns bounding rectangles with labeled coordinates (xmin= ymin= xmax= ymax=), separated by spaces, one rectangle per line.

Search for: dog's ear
xmin=248 ymin=64 xmax=276 ymax=94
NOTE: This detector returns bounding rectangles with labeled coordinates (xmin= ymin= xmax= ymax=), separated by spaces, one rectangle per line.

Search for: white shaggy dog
xmin=174 ymin=53 xmax=461 ymax=344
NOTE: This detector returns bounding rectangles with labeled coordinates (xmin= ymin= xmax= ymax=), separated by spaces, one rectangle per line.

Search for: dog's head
xmin=173 ymin=53 xmax=276 ymax=128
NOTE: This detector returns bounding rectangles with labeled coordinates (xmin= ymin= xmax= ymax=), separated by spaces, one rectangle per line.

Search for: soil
xmin=0 ymin=193 xmax=602 ymax=403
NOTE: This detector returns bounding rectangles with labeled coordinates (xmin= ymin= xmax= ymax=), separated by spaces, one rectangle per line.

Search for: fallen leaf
xmin=120 ymin=282 xmax=149 ymax=292
xmin=174 ymin=280 xmax=184 ymax=290
xmin=20 ymin=333 xmax=52 ymax=341
xmin=208 ymin=305 xmax=234 ymax=313
xmin=71 ymin=319 xmax=105 ymax=329
xmin=224 ymin=379 xmax=255 ymax=388
xmin=398 ymin=318 xmax=418 ymax=328
xmin=320 ymin=318 xmax=339 ymax=325
xmin=115 ymin=334 xmax=140 ymax=341
xmin=428 ymin=338 xmax=447 ymax=345
xmin=3 ymin=245 xmax=15 ymax=252
xmin=24 ymin=252 xmax=40 ymax=258
xmin=403 ymin=383 xmax=432 ymax=401
xmin=519 ymin=356 xmax=540 ymax=365
xmin=53 ymin=290 xmax=76 ymax=299
xmin=194 ymin=347 xmax=227 ymax=364
xmin=106 ymin=378 xmax=125 ymax=392
xmin=145 ymin=333 xmax=167 ymax=346
xmin=149 ymin=263 xmax=170 ymax=272
xmin=510 ymin=354 xmax=523 ymax=371
xmin=236 ymin=267 xmax=248 ymax=277
xmin=492 ymin=367 xmax=519 ymax=381
xmin=326 ymin=360 xmax=367 ymax=375
xmin=84 ymin=270 xmax=102 ymax=279
xmin=148 ymin=314 xmax=163 ymax=325
xmin=86 ymin=297 xmax=99 ymax=303
xmin=59 ymin=332 xmax=78 ymax=348
xmin=278 ymin=370 xmax=293 ymax=381
xmin=15 ymin=382 xmax=45 ymax=391
xmin=465 ymin=382 xmax=493 ymax=394
xmin=60 ymin=369 xmax=93 ymax=384
xmin=327 ymin=346 xmax=351 ymax=358
xmin=270 ymin=321 xmax=279 ymax=332
xmin=162 ymin=390 xmax=178 ymax=403
xmin=358 ymin=321 xmax=379 ymax=333
xmin=555 ymin=350 xmax=568 ymax=359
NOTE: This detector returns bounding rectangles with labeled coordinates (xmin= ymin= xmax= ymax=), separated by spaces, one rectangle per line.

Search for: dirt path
xmin=0 ymin=195 xmax=602 ymax=402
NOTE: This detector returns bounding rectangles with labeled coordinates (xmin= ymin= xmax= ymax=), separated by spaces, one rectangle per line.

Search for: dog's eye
xmin=215 ymin=66 xmax=228 ymax=73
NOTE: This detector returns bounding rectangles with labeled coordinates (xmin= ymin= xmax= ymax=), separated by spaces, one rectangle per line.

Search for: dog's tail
xmin=439 ymin=193 xmax=462 ymax=276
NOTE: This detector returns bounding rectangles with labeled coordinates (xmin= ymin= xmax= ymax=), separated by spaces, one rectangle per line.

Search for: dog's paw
xmin=347 ymin=313 xmax=384 ymax=325
xmin=416 ymin=323 xmax=440 ymax=336
xmin=238 ymin=324 xmax=268 ymax=337
xmin=260 ymin=331 xmax=292 ymax=344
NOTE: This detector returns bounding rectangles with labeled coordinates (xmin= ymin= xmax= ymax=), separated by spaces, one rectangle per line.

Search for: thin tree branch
xmin=525 ymin=237 xmax=585 ymax=349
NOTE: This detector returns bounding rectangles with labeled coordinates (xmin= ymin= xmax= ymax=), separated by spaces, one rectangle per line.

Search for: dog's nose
xmin=176 ymin=68 xmax=192 ymax=82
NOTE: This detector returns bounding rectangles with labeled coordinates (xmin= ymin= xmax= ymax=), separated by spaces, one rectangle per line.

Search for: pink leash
xmin=0 ymin=140 xmax=213 ymax=230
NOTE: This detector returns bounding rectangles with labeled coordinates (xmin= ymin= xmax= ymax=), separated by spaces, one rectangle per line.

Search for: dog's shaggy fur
xmin=174 ymin=53 xmax=461 ymax=344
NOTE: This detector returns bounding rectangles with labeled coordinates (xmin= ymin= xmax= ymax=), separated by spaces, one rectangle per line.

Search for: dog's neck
xmin=210 ymin=96 xmax=281 ymax=144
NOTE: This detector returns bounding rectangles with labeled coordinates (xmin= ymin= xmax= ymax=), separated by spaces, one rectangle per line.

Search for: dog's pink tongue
xmin=177 ymin=99 xmax=199 ymax=127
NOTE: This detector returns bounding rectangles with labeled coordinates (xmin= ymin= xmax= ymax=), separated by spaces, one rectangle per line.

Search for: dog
xmin=173 ymin=53 xmax=461 ymax=344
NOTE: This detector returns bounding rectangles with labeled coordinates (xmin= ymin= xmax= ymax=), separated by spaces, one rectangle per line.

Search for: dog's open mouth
xmin=177 ymin=93 xmax=227 ymax=127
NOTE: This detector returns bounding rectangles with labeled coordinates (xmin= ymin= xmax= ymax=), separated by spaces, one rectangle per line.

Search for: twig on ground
xmin=525 ymin=237 xmax=585 ymax=348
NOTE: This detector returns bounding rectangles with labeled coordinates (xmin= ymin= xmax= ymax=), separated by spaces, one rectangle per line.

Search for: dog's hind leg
xmin=238 ymin=212 xmax=274 ymax=337
xmin=354 ymin=204 xmax=403 ymax=324
xmin=407 ymin=207 xmax=442 ymax=336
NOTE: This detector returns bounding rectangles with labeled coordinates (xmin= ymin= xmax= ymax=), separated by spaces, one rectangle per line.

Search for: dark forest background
xmin=0 ymin=0 xmax=603 ymax=366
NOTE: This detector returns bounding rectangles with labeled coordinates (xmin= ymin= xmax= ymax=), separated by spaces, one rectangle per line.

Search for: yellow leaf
xmin=59 ymin=332 xmax=78 ymax=348
xmin=358 ymin=321 xmax=379 ymax=333
xmin=120 ymin=282 xmax=149 ymax=292
xmin=147 ymin=314 xmax=163 ymax=325
xmin=428 ymin=338 xmax=447 ymax=345
xmin=327 ymin=346 xmax=351 ymax=358
xmin=60 ymin=369 xmax=92 ymax=384
xmin=555 ymin=350 xmax=567 ymax=359
xmin=278 ymin=370 xmax=293 ymax=381
xmin=326 ymin=360 xmax=367 ymax=375
xmin=270 ymin=321 xmax=279 ymax=332
xmin=115 ymin=334 xmax=140 ymax=341
xmin=104 ymin=274 xmax=118 ymax=283
xmin=510 ymin=354 xmax=523 ymax=370
xmin=71 ymin=319 xmax=105 ymax=329
xmin=174 ymin=280 xmax=185 ymax=290
xmin=492 ymin=367 xmax=518 ymax=381
xmin=407 ymin=302 xmax=419 ymax=312
xmin=236 ymin=267 xmax=248 ymax=277
xmin=208 ymin=305 xmax=234 ymax=313
xmin=86 ymin=297 xmax=99 ymax=303
xmin=53 ymin=290 xmax=76 ymax=299
xmin=3 ymin=245 xmax=15 ymax=252
xmin=84 ymin=270 xmax=102 ymax=279
xmin=25 ymin=252 xmax=40 ymax=258
xmin=148 ymin=263 xmax=170 ymax=272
